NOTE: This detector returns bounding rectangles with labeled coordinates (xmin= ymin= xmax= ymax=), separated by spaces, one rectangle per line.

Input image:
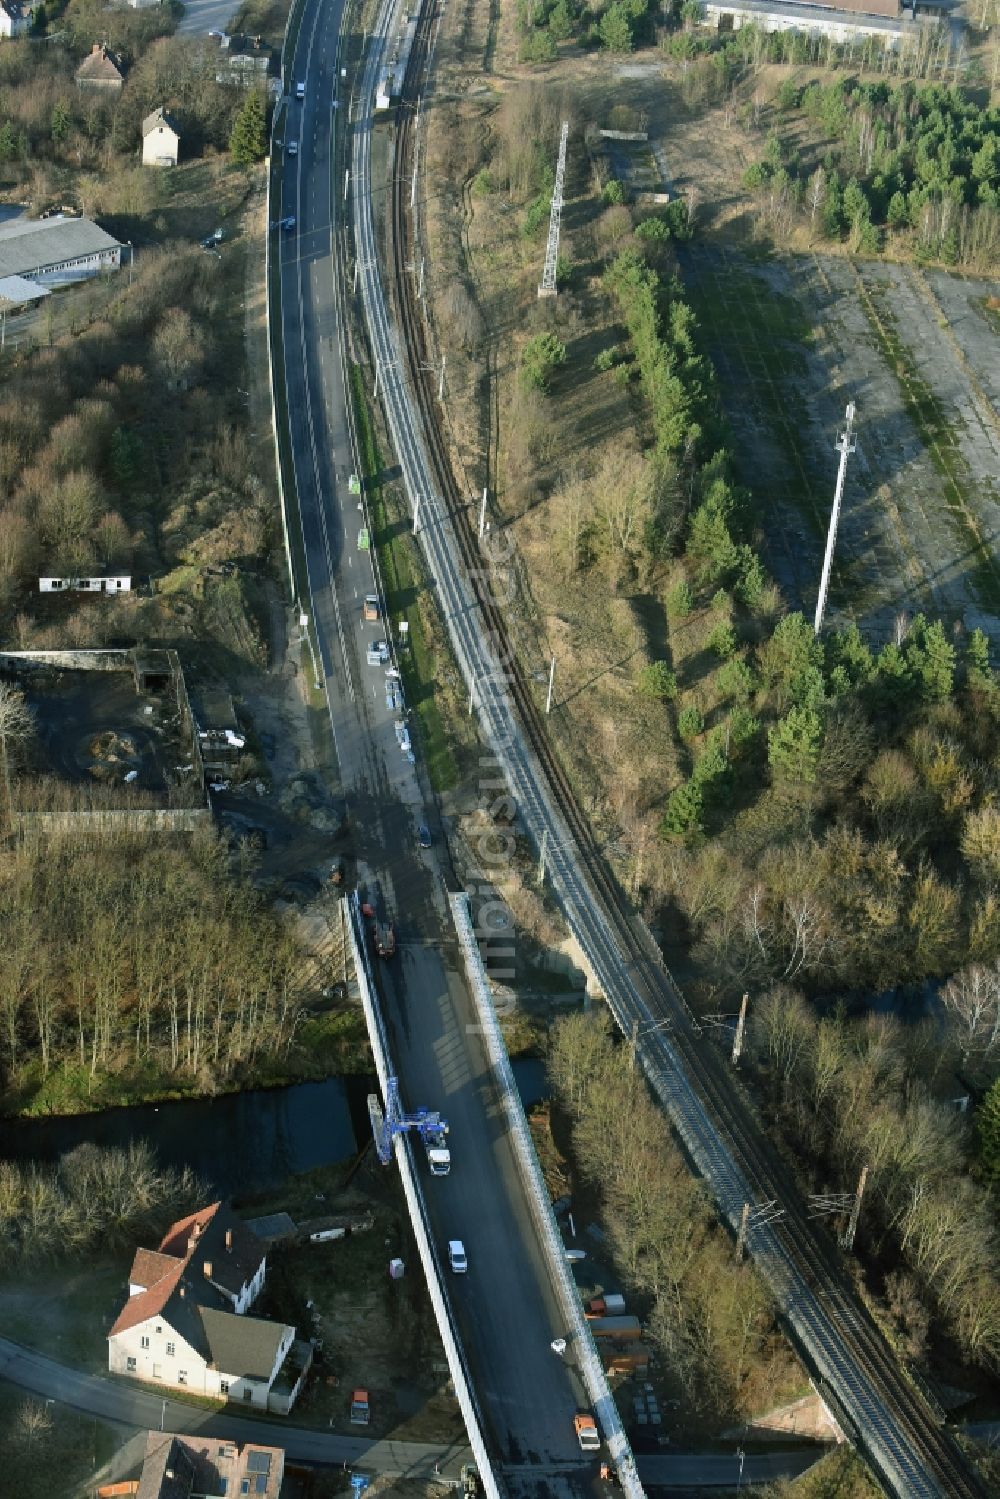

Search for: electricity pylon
xmin=538 ymin=121 xmax=569 ymax=299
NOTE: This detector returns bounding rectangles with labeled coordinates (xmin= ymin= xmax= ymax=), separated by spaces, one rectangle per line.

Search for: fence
xmin=344 ymin=892 xmax=506 ymax=1499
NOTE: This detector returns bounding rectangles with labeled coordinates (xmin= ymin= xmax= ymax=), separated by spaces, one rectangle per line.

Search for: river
xmin=0 ymin=1059 xmax=550 ymax=1197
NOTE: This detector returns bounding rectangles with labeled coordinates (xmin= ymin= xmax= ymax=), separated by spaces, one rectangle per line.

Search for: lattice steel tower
xmin=538 ymin=120 xmax=569 ymax=298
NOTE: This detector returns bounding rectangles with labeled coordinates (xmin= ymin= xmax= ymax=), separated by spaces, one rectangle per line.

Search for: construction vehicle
xmin=361 ymin=882 xmax=396 ymax=959
xmin=363 ymin=594 xmax=380 ymax=622
xmin=422 ymin=1115 xmax=451 ymax=1175
xmin=574 ymin=1412 xmax=601 ymax=1451
xmin=368 ymin=1077 xmax=450 ymax=1169
xmin=350 ymin=1388 xmax=370 ymax=1425
xmin=460 ymin=1465 xmax=479 ymax=1495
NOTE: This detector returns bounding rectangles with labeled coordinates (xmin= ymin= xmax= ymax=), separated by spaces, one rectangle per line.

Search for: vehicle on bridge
xmin=422 ymin=1115 xmax=450 ymax=1175
xmin=363 ymin=593 xmax=380 ymax=621
xmin=350 ymin=1388 xmax=370 ymax=1424
xmin=448 ymin=1239 xmax=467 ymax=1273
xmin=574 ymin=1411 xmax=601 ymax=1451
xmin=361 ymin=882 xmax=396 ymax=958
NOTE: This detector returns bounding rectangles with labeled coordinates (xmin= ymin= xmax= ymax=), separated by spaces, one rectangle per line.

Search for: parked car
xmin=418 ymin=824 xmax=432 ymax=849
xmin=350 ymin=1388 xmax=370 ymax=1425
xmin=448 ymin=1239 xmax=467 ymax=1274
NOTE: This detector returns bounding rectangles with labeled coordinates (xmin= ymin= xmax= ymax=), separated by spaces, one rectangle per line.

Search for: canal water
xmin=0 ymin=1059 xmax=550 ymax=1197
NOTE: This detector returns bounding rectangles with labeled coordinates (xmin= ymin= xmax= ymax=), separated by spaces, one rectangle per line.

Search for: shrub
xmin=520 ymin=332 xmax=567 ymax=392
xmin=602 ymin=178 xmax=628 ymax=206
xmin=472 ymin=168 xmax=495 ymax=196
xmin=593 ymin=345 xmax=621 ymax=373
xmin=638 ymin=662 xmax=678 ymax=700
xmin=668 ymin=578 xmax=694 ymax=618
xmin=678 ymin=704 xmax=704 ymax=739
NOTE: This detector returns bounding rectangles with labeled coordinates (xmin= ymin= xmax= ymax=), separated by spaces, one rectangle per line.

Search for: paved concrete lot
xmin=178 ymin=0 xmax=240 ymax=36
xmin=682 ymin=245 xmax=1000 ymax=641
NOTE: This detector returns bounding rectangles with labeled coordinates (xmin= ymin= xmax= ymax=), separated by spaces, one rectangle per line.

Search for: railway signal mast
xmin=538 ymin=120 xmax=570 ymax=299
xmin=814 ymin=401 xmax=857 ymax=635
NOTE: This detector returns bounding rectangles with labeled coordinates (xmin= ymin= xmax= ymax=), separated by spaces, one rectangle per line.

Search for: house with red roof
xmin=107 ymin=1202 xmax=312 ymax=1414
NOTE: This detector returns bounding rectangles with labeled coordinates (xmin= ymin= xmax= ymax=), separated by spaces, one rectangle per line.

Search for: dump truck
xmin=350 ymin=1388 xmax=370 ymax=1425
xmin=587 ymin=1314 xmax=642 ymax=1342
xmin=574 ymin=1412 xmax=601 ymax=1451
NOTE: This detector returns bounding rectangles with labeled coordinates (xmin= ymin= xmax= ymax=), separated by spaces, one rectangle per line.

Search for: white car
xmin=448 ymin=1240 xmax=467 ymax=1274
xmin=286 ymin=140 xmax=298 ymax=156
xmin=296 ymin=81 xmax=305 ymax=99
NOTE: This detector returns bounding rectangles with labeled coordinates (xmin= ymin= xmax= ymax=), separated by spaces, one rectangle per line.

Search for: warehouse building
xmin=0 ymin=215 xmax=122 ymax=286
xmin=696 ymin=0 xmax=947 ymax=45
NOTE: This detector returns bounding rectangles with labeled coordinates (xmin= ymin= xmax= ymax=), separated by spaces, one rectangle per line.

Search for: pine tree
xmin=976 ymin=1078 xmax=1000 ymax=1181
xmin=230 ymin=91 xmax=268 ymax=168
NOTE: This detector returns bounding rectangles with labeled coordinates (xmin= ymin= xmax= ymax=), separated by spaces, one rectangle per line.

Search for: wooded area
xmin=0 ymin=1139 xmax=200 ymax=1265
xmin=547 ymin=1010 xmax=801 ymax=1420
xmin=0 ymin=826 xmax=307 ymax=1108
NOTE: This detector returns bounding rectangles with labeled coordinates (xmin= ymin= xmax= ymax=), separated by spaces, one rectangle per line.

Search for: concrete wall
xmin=0 ymin=648 xmax=132 ymax=672
xmin=18 ymin=808 xmax=212 ymax=834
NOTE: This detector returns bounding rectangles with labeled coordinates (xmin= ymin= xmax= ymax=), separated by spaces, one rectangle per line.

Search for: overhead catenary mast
xmin=538 ymin=120 xmax=570 ymax=299
xmin=813 ymin=401 xmax=857 ymax=636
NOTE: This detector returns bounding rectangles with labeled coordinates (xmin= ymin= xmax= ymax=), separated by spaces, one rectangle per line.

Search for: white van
xmin=296 ymin=81 xmax=306 ymax=99
xmin=448 ymin=1240 xmax=467 ymax=1273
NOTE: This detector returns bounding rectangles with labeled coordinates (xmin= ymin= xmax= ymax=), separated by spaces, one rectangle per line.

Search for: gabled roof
xmin=137 ymin=1434 xmax=196 ymax=1499
xmin=142 ymin=107 xmax=180 ymax=138
xmin=198 ymin=1306 xmax=287 ymax=1380
xmin=76 ymin=44 xmax=125 ymax=83
xmin=129 ymin=1247 xmax=179 ymax=1291
xmin=158 ymin=1201 xmax=221 ymax=1258
xmin=109 ymin=1255 xmax=185 ymax=1338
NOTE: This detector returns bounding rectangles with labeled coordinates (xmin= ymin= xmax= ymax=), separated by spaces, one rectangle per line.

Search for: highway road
xmin=273 ymin=0 xmax=598 ymax=1491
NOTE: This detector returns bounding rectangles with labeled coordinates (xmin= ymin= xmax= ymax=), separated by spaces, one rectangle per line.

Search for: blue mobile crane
xmin=367 ymin=1076 xmax=450 ymax=1171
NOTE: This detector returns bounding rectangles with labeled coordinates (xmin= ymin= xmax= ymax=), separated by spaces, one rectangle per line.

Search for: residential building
xmin=0 ymin=215 xmax=121 ymax=285
xmin=142 ymin=107 xmax=180 ymax=167
xmin=128 ymin=1431 xmax=284 ymax=1499
xmin=215 ymin=33 xmax=273 ymax=88
xmin=40 ymin=571 xmax=131 ymax=594
xmin=76 ymin=43 xmax=126 ymax=92
xmin=108 ymin=1202 xmax=312 ymax=1414
xmin=0 ymin=1 xmax=30 ymax=38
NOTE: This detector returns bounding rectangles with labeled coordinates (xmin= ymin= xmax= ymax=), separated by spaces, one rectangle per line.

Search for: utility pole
xmin=538 ymin=121 xmax=569 ymax=298
xmin=732 ymin=992 xmax=748 ymax=1066
xmin=478 ymin=487 xmax=487 ymax=540
xmin=814 ymin=401 xmax=857 ymax=635
xmin=344 ymin=168 xmax=350 ymax=203
xmin=545 ymin=655 xmax=556 ymax=714
xmin=438 ymin=354 xmax=445 ymax=402
xmin=417 ymin=257 xmax=425 ymax=300
xmin=735 ymin=1203 xmax=750 ymax=1262
xmin=630 ymin=1017 xmax=639 ymax=1069
xmin=842 ymin=1164 xmax=868 ymax=1252
xmin=412 ymin=495 xmax=421 ymax=534
xmin=410 ymin=137 xmax=418 ymax=209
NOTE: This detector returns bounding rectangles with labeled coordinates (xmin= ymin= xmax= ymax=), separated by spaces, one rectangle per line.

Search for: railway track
xmin=375 ymin=8 xmax=992 ymax=1497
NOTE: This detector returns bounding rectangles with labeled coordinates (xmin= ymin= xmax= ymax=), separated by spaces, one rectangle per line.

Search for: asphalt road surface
xmin=0 ymin=1338 xmax=826 ymax=1489
xmin=274 ymin=0 xmax=596 ymax=1490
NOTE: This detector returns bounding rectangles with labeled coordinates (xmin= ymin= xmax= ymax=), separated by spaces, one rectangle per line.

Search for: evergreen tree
xmin=51 ymin=100 xmax=70 ymax=145
xmin=230 ymin=90 xmax=268 ymax=167
xmin=768 ymin=706 xmax=822 ymax=784
xmin=976 ymin=1078 xmax=1000 ymax=1181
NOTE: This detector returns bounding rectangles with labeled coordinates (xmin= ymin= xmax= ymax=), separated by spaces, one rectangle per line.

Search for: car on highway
xmin=448 ymin=1239 xmax=467 ymax=1274
xmin=276 ymin=215 xmax=296 ymax=232
xmin=286 ymin=140 xmax=298 ymax=156
xmin=418 ymin=824 xmax=432 ymax=849
xmin=296 ymin=81 xmax=306 ymax=99
xmin=363 ymin=593 xmax=380 ymax=621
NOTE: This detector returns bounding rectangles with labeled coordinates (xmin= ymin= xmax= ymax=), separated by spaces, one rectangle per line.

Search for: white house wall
xmin=108 ymin=1315 xmax=280 ymax=1410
